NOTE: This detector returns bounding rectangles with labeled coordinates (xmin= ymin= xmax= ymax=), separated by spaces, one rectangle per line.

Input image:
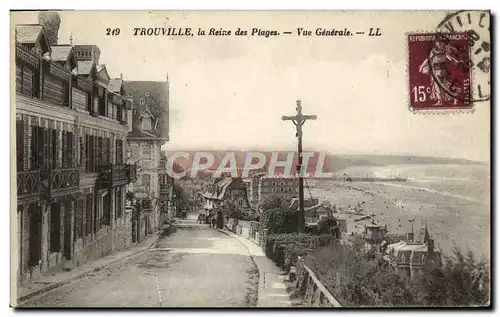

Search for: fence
xmin=294 ymin=256 xmax=342 ymax=307
xmin=225 ymin=218 xmax=341 ymax=307
xmin=226 ymin=218 xmax=264 ymax=246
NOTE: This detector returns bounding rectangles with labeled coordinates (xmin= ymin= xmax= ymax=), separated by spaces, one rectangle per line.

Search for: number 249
xmin=106 ymin=28 xmax=120 ymax=36
xmin=412 ymin=85 xmax=429 ymax=102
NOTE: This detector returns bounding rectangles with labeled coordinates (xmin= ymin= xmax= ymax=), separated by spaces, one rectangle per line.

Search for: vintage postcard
xmin=10 ymin=10 xmax=490 ymax=308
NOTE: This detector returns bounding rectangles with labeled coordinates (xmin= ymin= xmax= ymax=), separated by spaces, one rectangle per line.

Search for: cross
xmin=282 ymin=100 xmax=317 ymax=233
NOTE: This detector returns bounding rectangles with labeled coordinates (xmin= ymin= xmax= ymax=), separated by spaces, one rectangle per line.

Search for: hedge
xmin=260 ymin=208 xmax=299 ymax=234
xmin=264 ymin=233 xmax=337 ymax=271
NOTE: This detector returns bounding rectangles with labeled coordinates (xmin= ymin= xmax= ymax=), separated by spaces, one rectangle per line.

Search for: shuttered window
xmin=116 ymin=139 xmax=123 ymax=165
xmin=30 ymin=126 xmax=45 ymax=170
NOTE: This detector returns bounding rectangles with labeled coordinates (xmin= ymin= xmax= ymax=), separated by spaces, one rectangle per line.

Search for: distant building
xmin=363 ymin=222 xmax=388 ymax=253
xmin=384 ymin=222 xmax=441 ymax=280
xmin=202 ymin=178 xmax=250 ymax=213
xmin=124 ymin=79 xmax=169 ymax=241
xmin=258 ymin=176 xmax=298 ymax=210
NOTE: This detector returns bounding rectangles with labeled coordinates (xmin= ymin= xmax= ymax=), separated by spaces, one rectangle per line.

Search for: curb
xmin=217 ymin=229 xmax=263 ymax=306
xmin=17 ymin=233 xmax=163 ymax=306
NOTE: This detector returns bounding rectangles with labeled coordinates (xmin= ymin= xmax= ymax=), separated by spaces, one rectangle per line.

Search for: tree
xmin=414 ymin=247 xmax=490 ymax=307
xmin=260 ymin=195 xmax=290 ymax=212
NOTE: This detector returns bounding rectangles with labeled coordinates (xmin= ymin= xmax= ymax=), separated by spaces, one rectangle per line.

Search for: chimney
xmin=38 ymin=12 xmax=61 ymax=46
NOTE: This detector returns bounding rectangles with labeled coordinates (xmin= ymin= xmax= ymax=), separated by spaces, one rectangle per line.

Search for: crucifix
xmin=282 ymin=100 xmax=317 ymax=232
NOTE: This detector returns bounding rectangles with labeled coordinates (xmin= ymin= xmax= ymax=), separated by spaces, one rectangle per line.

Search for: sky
xmin=11 ymin=11 xmax=490 ymax=162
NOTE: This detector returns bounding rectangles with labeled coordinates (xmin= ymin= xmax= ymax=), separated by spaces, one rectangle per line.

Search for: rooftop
xmin=77 ymin=60 xmax=94 ymax=75
xmin=15 ymin=25 xmax=44 ymax=44
xmin=50 ymin=45 xmax=72 ymax=62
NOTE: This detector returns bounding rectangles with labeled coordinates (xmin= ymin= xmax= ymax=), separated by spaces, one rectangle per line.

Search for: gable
xmin=98 ymin=65 xmax=111 ymax=83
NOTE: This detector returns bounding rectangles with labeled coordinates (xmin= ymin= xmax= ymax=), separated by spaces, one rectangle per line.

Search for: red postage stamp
xmin=408 ymin=32 xmax=472 ymax=110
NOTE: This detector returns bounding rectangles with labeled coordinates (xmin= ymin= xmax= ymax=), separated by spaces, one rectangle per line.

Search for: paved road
xmin=22 ymin=218 xmax=258 ymax=307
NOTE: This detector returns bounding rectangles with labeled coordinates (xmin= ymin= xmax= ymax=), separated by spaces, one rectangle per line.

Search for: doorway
xmin=50 ymin=202 xmax=61 ymax=253
xmin=64 ymin=200 xmax=74 ymax=260
xmin=28 ymin=203 xmax=42 ymax=267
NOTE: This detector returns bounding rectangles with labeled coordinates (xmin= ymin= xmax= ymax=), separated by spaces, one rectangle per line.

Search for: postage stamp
xmin=408 ymin=32 xmax=472 ymax=111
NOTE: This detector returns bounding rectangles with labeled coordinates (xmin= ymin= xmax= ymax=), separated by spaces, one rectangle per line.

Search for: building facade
xmin=124 ymin=79 xmax=169 ymax=241
xmin=15 ymin=13 xmax=137 ymax=285
xmin=202 ymin=178 xmax=250 ymax=213
xmin=384 ymin=223 xmax=441 ymax=280
xmin=257 ymin=176 xmax=298 ymax=210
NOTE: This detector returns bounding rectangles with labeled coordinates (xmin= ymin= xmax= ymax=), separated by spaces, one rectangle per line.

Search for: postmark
xmin=437 ymin=10 xmax=491 ymax=103
xmin=408 ymin=32 xmax=472 ymax=111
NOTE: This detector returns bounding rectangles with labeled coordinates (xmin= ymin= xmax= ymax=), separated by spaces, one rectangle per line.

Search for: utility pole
xmin=282 ymin=100 xmax=317 ymax=232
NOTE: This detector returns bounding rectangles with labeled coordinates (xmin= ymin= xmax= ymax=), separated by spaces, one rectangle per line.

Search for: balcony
xmin=97 ymin=164 xmax=129 ymax=188
xmin=17 ymin=170 xmax=41 ymax=204
xmin=126 ymin=163 xmax=138 ymax=183
xmin=40 ymin=168 xmax=80 ymax=201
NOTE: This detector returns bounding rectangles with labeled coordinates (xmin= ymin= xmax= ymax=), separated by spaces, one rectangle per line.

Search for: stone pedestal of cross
xmin=282 ymin=100 xmax=317 ymax=232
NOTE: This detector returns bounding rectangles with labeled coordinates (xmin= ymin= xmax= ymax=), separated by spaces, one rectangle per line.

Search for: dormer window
xmin=140 ymin=98 xmax=146 ymax=106
xmin=142 ymin=115 xmax=152 ymax=131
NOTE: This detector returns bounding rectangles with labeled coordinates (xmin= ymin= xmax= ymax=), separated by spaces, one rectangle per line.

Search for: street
xmin=22 ymin=215 xmax=259 ymax=307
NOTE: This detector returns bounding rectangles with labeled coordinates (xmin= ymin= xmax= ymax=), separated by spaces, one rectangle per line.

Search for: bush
xmin=264 ymin=233 xmax=337 ymax=271
xmin=303 ymin=244 xmax=490 ymax=307
xmin=261 ymin=208 xmax=299 ymax=234
xmin=318 ymin=216 xmax=341 ymax=237
xmin=260 ymin=195 xmax=290 ymax=211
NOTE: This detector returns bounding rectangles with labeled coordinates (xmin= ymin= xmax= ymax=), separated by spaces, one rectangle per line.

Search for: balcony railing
xmin=17 ymin=170 xmax=41 ymax=204
xmin=40 ymin=167 xmax=80 ymax=201
xmin=126 ymin=163 xmax=138 ymax=183
xmin=97 ymin=164 xmax=129 ymax=188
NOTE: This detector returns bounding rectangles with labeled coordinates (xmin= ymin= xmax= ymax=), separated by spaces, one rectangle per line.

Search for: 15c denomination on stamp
xmin=408 ymin=32 xmax=472 ymax=111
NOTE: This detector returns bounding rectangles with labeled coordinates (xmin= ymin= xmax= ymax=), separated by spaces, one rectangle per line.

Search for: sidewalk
xmin=219 ymin=229 xmax=293 ymax=308
xmin=16 ymin=232 xmax=162 ymax=305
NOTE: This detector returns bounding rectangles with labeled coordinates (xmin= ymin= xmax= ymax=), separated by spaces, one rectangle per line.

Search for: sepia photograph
xmin=9 ymin=9 xmax=491 ymax=308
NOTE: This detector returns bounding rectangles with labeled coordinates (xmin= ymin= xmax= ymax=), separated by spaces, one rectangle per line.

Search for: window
xmin=62 ymin=131 xmax=74 ymax=168
xmin=140 ymin=98 xmax=146 ymax=106
xmin=142 ymin=144 xmax=152 ymax=159
xmin=116 ymin=139 xmax=123 ymax=165
xmin=142 ymin=174 xmax=151 ymax=186
xmin=142 ymin=117 xmax=151 ymax=131
xmin=145 ymin=92 xmax=150 ymax=97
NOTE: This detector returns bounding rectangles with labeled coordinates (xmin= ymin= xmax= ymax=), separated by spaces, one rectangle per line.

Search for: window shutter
xmin=43 ymin=128 xmax=49 ymax=170
xmin=16 ymin=120 xmax=24 ymax=172
xmin=30 ymin=126 xmax=36 ymax=170
xmin=85 ymin=135 xmax=89 ymax=172
xmin=79 ymin=136 xmax=84 ymax=168
xmin=52 ymin=129 xmax=57 ymax=169
xmin=61 ymin=131 xmax=67 ymax=168
xmin=68 ymin=132 xmax=74 ymax=168
xmin=93 ymin=136 xmax=97 ymax=173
